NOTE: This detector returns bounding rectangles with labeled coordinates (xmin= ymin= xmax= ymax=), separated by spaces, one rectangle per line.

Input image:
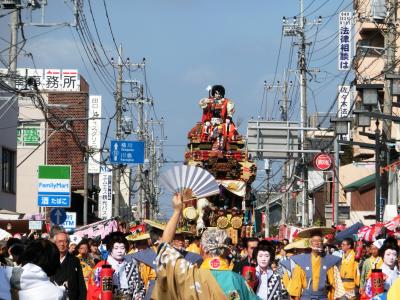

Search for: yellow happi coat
xmin=340 ymin=250 xmax=360 ymax=290
xmin=288 ymin=253 xmax=346 ymax=300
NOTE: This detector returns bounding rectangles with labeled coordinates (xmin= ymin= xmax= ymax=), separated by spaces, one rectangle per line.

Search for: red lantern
xmin=100 ymin=264 xmax=114 ymax=300
xmin=370 ymin=269 xmax=384 ymax=296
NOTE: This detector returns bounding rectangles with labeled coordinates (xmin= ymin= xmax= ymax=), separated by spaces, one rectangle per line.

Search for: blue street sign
xmin=50 ymin=208 xmax=67 ymax=225
xmin=38 ymin=193 xmax=70 ymax=207
xmin=110 ymin=140 xmax=145 ymax=164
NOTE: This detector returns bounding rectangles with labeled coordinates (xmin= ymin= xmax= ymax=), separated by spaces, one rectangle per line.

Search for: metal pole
xmin=9 ymin=9 xmax=19 ymax=86
xmin=264 ymin=169 xmax=270 ymax=238
xmin=299 ymin=0 xmax=308 ymax=227
xmin=113 ymin=44 xmax=123 ymax=217
xmin=375 ymin=120 xmax=382 ymax=222
xmin=333 ymin=136 xmax=339 ymax=225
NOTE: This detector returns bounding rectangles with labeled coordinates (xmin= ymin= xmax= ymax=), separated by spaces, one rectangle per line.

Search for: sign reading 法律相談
xmin=37 ymin=165 xmax=71 ymax=207
xmin=338 ymin=11 xmax=352 ymax=71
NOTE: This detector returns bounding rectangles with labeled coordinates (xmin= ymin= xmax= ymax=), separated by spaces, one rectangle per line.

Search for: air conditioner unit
xmin=371 ymin=0 xmax=386 ymax=21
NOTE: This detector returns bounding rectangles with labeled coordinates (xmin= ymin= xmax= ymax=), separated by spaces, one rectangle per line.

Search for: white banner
xmin=338 ymin=11 xmax=352 ymax=71
xmin=88 ymin=95 xmax=102 ymax=174
xmin=338 ymin=85 xmax=351 ymax=118
xmin=99 ymin=168 xmax=112 ymax=219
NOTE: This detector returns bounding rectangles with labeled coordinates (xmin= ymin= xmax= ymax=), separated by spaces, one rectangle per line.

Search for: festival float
xmin=177 ymin=85 xmax=257 ymax=243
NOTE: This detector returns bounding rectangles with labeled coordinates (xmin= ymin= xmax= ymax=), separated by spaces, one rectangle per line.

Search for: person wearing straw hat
xmin=287 ymin=227 xmax=345 ymax=300
xmin=126 ymin=232 xmax=155 ymax=299
xmin=278 ymin=238 xmax=311 ymax=294
xmin=125 ymin=220 xmax=164 ymax=300
xmin=151 ymin=192 xmax=259 ymax=299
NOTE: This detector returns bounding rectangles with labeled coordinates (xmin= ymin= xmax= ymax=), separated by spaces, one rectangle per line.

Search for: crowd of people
xmin=1 ymin=194 xmax=400 ymax=299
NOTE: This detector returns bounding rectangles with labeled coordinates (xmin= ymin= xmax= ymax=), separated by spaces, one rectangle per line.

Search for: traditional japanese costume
xmin=87 ymin=256 xmax=145 ymax=300
xmin=287 ymin=253 xmax=345 ymax=300
xmin=151 ymin=242 xmax=259 ymax=300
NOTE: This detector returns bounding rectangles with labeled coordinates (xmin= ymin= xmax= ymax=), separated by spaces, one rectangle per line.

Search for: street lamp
xmin=357 ymin=112 xmax=372 ymax=127
xmin=330 ymin=117 xmax=352 ymax=225
xmin=362 ymin=88 xmax=378 ymax=106
xmin=330 ymin=117 xmax=352 ymax=135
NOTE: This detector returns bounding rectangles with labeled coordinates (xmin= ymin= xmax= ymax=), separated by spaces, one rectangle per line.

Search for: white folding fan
xmin=160 ymin=165 xmax=220 ymax=199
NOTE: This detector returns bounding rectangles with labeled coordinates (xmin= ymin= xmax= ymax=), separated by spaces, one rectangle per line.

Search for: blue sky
xmin=0 ymin=0 xmax=353 ymax=217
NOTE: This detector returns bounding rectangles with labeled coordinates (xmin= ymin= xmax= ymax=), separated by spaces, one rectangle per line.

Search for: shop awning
xmin=343 ymin=173 xmax=375 ymax=192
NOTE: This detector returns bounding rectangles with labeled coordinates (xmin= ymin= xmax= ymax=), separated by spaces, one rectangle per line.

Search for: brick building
xmin=17 ymin=74 xmax=97 ymax=224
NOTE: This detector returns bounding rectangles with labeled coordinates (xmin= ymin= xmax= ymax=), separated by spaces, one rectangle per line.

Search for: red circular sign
xmin=313 ymin=153 xmax=332 ymax=171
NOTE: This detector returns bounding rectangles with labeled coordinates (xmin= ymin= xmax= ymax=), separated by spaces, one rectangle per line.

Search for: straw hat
xmin=284 ymin=238 xmax=311 ymax=251
xmin=296 ymin=227 xmax=335 ymax=239
xmin=144 ymin=219 xmax=166 ymax=231
xmin=126 ymin=233 xmax=150 ymax=242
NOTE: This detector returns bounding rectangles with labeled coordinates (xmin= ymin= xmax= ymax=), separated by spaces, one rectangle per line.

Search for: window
xmin=17 ymin=123 xmax=40 ymax=146
xmin=2 ymin=148 xmax=16 ymax=194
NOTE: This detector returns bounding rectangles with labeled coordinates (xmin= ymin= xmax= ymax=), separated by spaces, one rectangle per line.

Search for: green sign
xmin=38 ymin=165 xmax=71 ymax=179
xmin=38 ymin=165 xmax=71 ymax=207
xmin=17 ymin=126 xmax=40 ymax=145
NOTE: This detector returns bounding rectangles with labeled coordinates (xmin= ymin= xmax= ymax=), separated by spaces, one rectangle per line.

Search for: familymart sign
xmin=38 ymin=165 xmax=71 ymax=207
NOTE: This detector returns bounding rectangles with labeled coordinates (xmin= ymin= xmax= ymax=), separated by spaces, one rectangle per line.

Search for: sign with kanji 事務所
xmin=38 ymin=165 xmax=71 ymax=207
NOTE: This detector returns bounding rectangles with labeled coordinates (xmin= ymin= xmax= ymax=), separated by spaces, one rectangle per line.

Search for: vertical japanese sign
xmin=337 ymin=85 xmax=351 ymax=118
xmin=88 ymin=95 xmax=102 ymax=174
xmin=338 ymin=11 xmax=352 ymax=71
xmin=98 ymin=166 xmax=112 ymax=219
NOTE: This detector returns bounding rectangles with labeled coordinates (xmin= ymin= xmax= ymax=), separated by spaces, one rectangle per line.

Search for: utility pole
xmin=299 ymin=0 xmax=308 ymax=227
xmin=283 ymin=0 xmax=321 ymax=227
xmin=9 ymin=7 xmax=19 ymax=86
xmin=137 ymin=85 xmax=145 ymax=220
xmin=382 ymin=0 xmax=397 ymax=211
xmin=113 ymin=44 xmax=123 ymax=217
xmin=264 ymin=72 xmax=292 ymax=224
xmin=383 ymin=0 xmax=397 ymax=137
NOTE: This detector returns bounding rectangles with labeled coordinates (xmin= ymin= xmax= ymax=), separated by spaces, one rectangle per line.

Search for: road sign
xmin=110 ymin=140 xmax=145 ymax=164
xmin=29 ymin=220 xmax=42 ymax=230
xmin=313 ymin=153 xmax=332 ymax=171
xmin=50 ymin=208 xmax=67 ymax=225
xmin=38 ymin=165 xmax=71 ymax=207
xmin=61 ymin=212 xmax=77 ymax=232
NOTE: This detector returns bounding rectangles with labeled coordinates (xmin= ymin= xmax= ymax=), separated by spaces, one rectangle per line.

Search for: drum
xmin=183 ymin=207 xmax=198 ymax=221
xmin=216 ymin=216 xmax=229 ymax=229
xmin=230 ymin=216 xmax=243 ymax=230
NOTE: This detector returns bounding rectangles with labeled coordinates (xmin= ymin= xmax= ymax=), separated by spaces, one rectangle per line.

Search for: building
xmin=343 ymin=0 xmax=400 ymax=224
xmin=16 ymin=69 xmax=98 ymax=224
xmin=0 ymin=89 xmax=17 ymax=211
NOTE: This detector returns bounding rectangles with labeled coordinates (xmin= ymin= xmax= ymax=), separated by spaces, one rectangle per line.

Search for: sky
xmin=0 ymin=0 xmax=354 ymax=217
